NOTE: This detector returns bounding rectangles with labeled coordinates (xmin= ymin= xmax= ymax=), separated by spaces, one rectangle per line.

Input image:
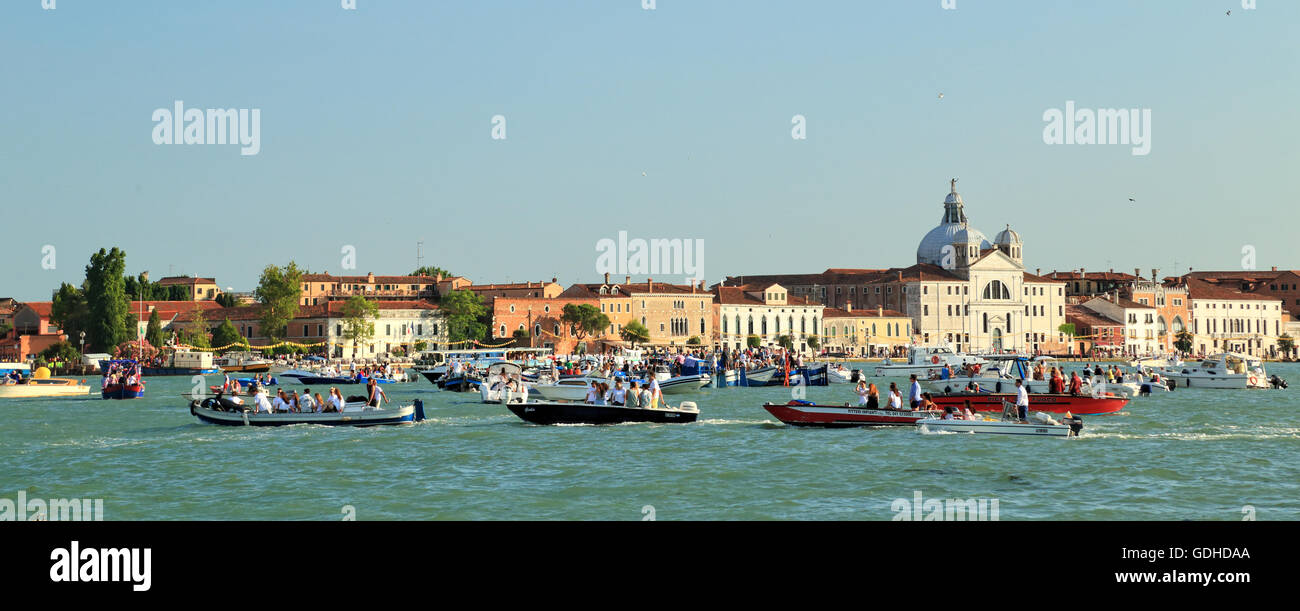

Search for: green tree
xmin=440 ymin=290 xmax=487 ymax=343
xmin=686 ymin=336 xmax=701 ymax=345
xmin=1278 ymin=334 xmax=1295 ymax=360
xmin=777 ymin=334 xmax=794 ymax=350
xmin=145 ymin=310 xmax=164 ymax=348
xmin=620 ymin=321 xmax=650 ymax=347
xmin=0 ymin=322 xmax=11 ymax=338
xmin=50 ymin=282 xmax=89 ymax=341
xmin=168 ymin=285 xmax=191 ymax=301
xmin=85 ymin=248 xmax=130 ymax=351
xmin=1058 ymin=323 xmax=1077 ymax=336
xmin=40 ymin=341 xmax=81 ymax=366
xmin=512 ymin=328 xmax=531 ymax=347
xmin=746 ymin=335 xmax=762 ymax=349
xmin=254 ymin=262 xmax=304 ymax=342
xmin=413 ymin=340 xmax=429 ymax=352
xmin=561 ymin=304 xmax=610 ymax=339
xmin=412 ymin=266 xmax=452 ymax=279
xmin=807 ymin=335 xmax=820 ymax=350
xmin=341 ymin=295 xmax=379 ymax=356
xmin=210 ymin=318 xmax=247 ymax=352
xmin=179 ymin=303 xmax=211 ymax=349
xmin=1174 ymin=330 xmax=1194 ymax=354
xmin=214 ymin=293 xmax=238 ymax=307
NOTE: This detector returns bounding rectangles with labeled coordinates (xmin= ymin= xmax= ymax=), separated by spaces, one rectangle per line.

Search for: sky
xmin=2 ymin=0 xmax=1296 ymax=301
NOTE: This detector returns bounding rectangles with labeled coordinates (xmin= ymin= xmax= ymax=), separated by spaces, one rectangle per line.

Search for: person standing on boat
xmin=888 ymin=382 xmax=902 ymax=410
xmin=866 ymin=383 xmax=880 ymax=409
xmin=855 ymin=380 xmax=870 ymax=406
xmin=647 ymin=377 xmax=664 ymax=409
xmin=366 ymin=379 xmax=389 ymax=407
xmin=252 ymin=386 xmax=273 ymax=414
xmin=300 ymin=389 xmax=317 ymax=412
xmin=1014 ymin=379 xmax=1029 ymax=422
xmin=909 ymin=374 xmax=922 ymax=409
xmin=1069 ymin=371 xmax=1083 ymax=396
xmin=607 ymin=380 xmax=627 ymax=406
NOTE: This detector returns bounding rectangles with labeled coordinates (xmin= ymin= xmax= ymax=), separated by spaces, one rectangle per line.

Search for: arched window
xmin=982 ymin=280 xmax=1011 ymax=300
xmin=1157 ymin=316 xmax=1167 ymax=335
xmin=1172 ymin=316 xmax=1185 ymax=333
xmin=722 ymin=317 xmax=728 ymax=334
xmin=761 ymin=317 xmax=768 ymax=335
xmin=499 ymin=324 xmax=507 ymax=336
xmin=747 ymin=316 xmax=754 ymax=334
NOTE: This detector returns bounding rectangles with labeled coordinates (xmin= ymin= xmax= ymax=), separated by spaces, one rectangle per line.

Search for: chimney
xmin=1134 ymin=268 xmax=1140 ymax=279
xmin=366 ymin=272 xmax=375 ymax=283
xmin=647 ymin=278 xmax=653 ymax=292
xmin=1272 ymin=266 xmax=1278 ymax=272
xmin=1152 ymin=269 xmax=1158 ymax=281
xmin=604 ymin=272 xmax=609 ymax=284
xmin=845 ymin=303 xmax=852 ymax=313
xmin=625 ymin=275 xmax=631 ymax=285
xmin=551 ymin=277 xmax=557 ymax=283
xmin=1036 ymin=268 xmax=1041 ymax=277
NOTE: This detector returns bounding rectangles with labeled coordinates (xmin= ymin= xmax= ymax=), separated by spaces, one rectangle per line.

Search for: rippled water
xmin=4 ymin=363 xmax=1298 ymax=521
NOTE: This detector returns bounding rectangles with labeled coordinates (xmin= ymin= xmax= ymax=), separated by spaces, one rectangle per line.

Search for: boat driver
xmin=1014 ymin=379 xmax=1029 ymax=423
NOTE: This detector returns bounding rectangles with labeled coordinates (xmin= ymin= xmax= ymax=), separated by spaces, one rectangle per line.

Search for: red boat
xmin=763 ymin=400 xmax=940 ymax=427
xmin=927 ymin=392 xmax=1128 ymax=416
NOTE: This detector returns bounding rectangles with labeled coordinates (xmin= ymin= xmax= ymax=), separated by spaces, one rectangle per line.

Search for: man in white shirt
xmin=300 ymin=389 xmax=317 ymax=412
xmin=1015 ymin=379 xmax=1029 ymax=422
xmin=253 ymin=388 xmax=273 ymax=413
xmin=909 ymin=374 xmax=923 ymax=409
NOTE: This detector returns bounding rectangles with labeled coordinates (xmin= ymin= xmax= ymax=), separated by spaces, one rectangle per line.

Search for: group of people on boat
xmin=582 ymin=378 xmax=666 ymax=409
xmin=2 ymin=370 xmax=29 ymax=385
xmin=100 ymin=362 xmax=142 ymax=389
xmin=217 ymin=378 xmax=390 ymax=414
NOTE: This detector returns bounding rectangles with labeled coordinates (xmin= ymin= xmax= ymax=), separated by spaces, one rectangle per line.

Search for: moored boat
xmin=143 ymin=350 xmax=218 ymax=376
xmin=763 ymin=400 xmax=940 ymax=427
xmin=873 ymin=345 xmax=986 ymax=378
xmin=480 ymin=362 xmax=530 ymax=404
xmin=189 ymin=397 xmax=425 ymax=426
xmin=214 ymin=352 xmax=273 ymax=373
xmin=0 ymin=376 xmax=92 ymax=399
xmin=1159 ymin=353 xmax=1285 ymax=390
xmin=507 ymin=401 xmax=699 ymax=425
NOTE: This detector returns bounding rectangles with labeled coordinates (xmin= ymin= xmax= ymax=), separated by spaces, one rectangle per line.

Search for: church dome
xmin=994 ymin=225 xmax=1022 ymax=245
xmin=916 ymin=179 xmax=991 ymax=266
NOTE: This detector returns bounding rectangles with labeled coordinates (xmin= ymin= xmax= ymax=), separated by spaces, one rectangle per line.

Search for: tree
xmin=1174 ymin=330 xmax=1194 ymax=355
xmin=621 ymin=321 xmax=650 ymax=347
xmin=1058 ymin=323 xmax=1077 ymax=336
xmin=180 ymin=303 xmax=211 ymax=349
xmin=85 ymin=248 xmax=130 ymax=351
xmin=412 ymin=266 xmax=452 ymax=279
xmin=440 ymin=290 xmax=487 ymax=344
xmin=413 ymin=340 xmax=429 ymax=352
xmin=512 ymin=328 xmax=531 ymax=348
xmin=0 ymin=322 xmax=11 ymax=339
xmin=1278 ymin=334 xmax=1295 ymax=360
xmin=50 ymin=282 xmax=89 ymax=341
xmin=561 ymin=304 xmax=610 ymax=339
xmin=255 ymin=262 xmax=304 ymax=342
xmin=210 ymin=318 xmax=247 ymax=352
xmin=746 ymin=335 xmax=762 ymax=349
xmin=145 ymin=310 xmax=164 ymax=348
xmin=686 ymin=336 xmax=701 ymax=345
xmin=40 ymin=341 xmax=81 ymax=366
xmin=341 ymin=295 xmax=379 ymax=356
xmin=215 ymin=293 xmax=238 ymax=307
xmin=807 ymin=335 xmax=820 ymax=350
xmin=777 ymin=334 xmax=794 ymax=350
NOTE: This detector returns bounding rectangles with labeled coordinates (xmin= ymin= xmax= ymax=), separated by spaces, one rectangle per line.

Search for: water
xmin=4 ymin=364 xmax=1299 ymax=521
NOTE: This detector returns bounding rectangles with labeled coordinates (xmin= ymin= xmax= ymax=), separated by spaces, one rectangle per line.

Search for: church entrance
xmin=992 ymin=328 xmax=1003 ymax=351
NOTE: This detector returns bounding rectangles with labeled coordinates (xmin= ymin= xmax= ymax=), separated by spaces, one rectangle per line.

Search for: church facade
xmin=860 ymin=181 xmax=1070 ymax=354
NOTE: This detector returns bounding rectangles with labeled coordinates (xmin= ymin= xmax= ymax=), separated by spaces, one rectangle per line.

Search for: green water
xmin=4 ymin=364 xmax=1299 ymax=521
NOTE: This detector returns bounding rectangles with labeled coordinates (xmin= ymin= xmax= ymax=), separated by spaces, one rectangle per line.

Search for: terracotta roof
xmin=129 ymin=301 xmax=225 ymax=322
xmin=711 ymin=286 xmax=817 ymax=307
xmin=823 ymin=307 xmax=906 ymax=318
xmin=1023 ymin=271 xmax=1061 ymax=283
xmin=1184 ymin=279 xmax=1277 ymax=302
xmin=1045 ymin=271 xmax=1139 ymax=281
xmin=155 ymin=276 xmax=216 ymax=286
xmin=466 ymin=281 xmax=560 ymax=291
xmin=717 ymin=269 xmax=889 ymax=289
xmin=17 ymin=302 xmax=53 ymax=317
xmin=202 ymin=300 xmax=439 ymax=322
xmin=301 ymin=274 xmax=438 ymax=284
xmin=626 ymin=282 xmax=710 ymax=295
xmin=866 ymin=264 xmax=963 ymax=283
xmin=1065 ymin=305 xmax=1122 ymax=327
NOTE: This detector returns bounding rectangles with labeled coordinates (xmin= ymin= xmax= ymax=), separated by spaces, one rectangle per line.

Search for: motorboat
xmin=143 ymin=350 xmax=218 ymax=376
xmin=1159 ymin=353 xmax=1284 ymax=389
xmin=531 ymin=377 xmax=608 ymax=402
xmin=0 ymin=362 xmax=31 ymax=377
xmin=925 ymin=391 xmax=1128 ymax=416
xmin=916 ymin=411 xmax=1084 ymax=437
xmin=99 ymin=359 xmax=145 ymax=399
xmin=922 ymin=356 xmax=1161 ymax=398
xmin=873 ymin=345 xmax=986 ymax=378
xmin=189 ymin=397 xmax=425 ymax=427
xmin=1128 ymin=353 xmax=1184 ymax=369
xmin=214 ymin=352 xmax=273 ymax=373
xmin=0 ymin=376 xmax=92 ymax=399
xmin=763 ymin=400 xmax=939 ymax=427
xmin=826 ymin=365 xmax=863 ymax=385
xmin=506 ymin=400 xmax=699 ymax=425
xmin=480 ymin=362 xmax=530 ymax=404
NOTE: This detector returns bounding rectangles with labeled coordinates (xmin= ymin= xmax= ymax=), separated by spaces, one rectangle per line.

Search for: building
xmin=156 ymin=276 xmax=222 ymax=301
xmin=821 ymin=305 xmax=911 ymax=357
xmin=713 ymin=284 xmax=824 ymax=353
xmin=299 ymin=272 xmax=440 ymax=306
xmin=1079 ymin=294 xmax=1159 ymax=357
xmin=203 ymin=301 xmax=446 ymax=358
xmin=719 ymin=269 xmax=890 ymax=310
xmin=1121 ymin=273 xmax=1190 ymax=353
xmin=1183 ymin=279 xmax=1283 ymax=357
xmin=1065 ymin=304 xmax=1125 ymax=357
xmin=627 ymin=279 xmax=715 ymax=347
xmin=1 ymin=302 xmax=68 ymax=361
xmin=1043 ymin=269 xmax=1140 ymax=298
xmin=465 ymin=280 xmax=564 ymax=301
xmin=859 ymin=180 xmax=1069 ymax=354
xmin=128 ymin=301 xmax=226 ymax=338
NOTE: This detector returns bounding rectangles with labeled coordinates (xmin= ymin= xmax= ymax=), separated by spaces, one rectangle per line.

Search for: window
xmin=983 ymin=281 xmax=1011 ymax=300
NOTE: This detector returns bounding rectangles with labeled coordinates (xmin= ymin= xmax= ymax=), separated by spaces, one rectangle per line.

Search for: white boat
xmin=1159 ymin=353 xmax=1283 ymax=390
xmin=190 ymin=397 xmax=424 ymax=426
xmin=826 ymin=365 xmax=862 ymax=385
xmin=916 ymin=411 xmax=1083 ymax=437
xmin=873 ymin=345 xmax=986 ymax=378
xmin=1128 ymin=353 xmax=1184 ymax=369
xmin=480 ymin=362 xmax=530 ymax=404
xmin=532 ymin=377 xmax=605 ymax=402
xmin=0 ymin=377 xmax=92 ymax=398
xmin=740 ymin=365 xmax=778 ymax=385
xmin=655 ymin=373 xmax=710 ymax=395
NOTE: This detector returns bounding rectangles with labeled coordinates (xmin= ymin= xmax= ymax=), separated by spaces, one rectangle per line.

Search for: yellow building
xmin=627 ymin=279 xmax=715 ymax=346
xmin=821 ymin=305 xmax=912 ymax=357
xmin=157 ymin=276 xmax=222 ymax=301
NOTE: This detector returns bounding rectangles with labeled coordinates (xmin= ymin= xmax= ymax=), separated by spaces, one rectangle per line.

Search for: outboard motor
xmin=1139 ymin=383 xmax=1152 ymax=397
xmin=850 ymin=369 xmax=862 ymax=383
xmin=1270 ymin=375 xmax=1288 ymax=389
xmin=1063 ymin=415 xmax=1084 ymax=437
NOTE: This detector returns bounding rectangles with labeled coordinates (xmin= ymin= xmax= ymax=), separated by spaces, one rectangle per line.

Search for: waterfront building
xmin=860 ymin=181 xmax=1069 ymax=354
xmin=1183 ymin=279 xmax=1283 ymax=357
xmin=0 ymin=302 xmax=66 ymax=361
xmin=821 ymin=305 xmax=911 ymax=357
xmin=128 ymin=301 xmax=226 ymax=338
xmin=465 ymin=280 xmax=564 ymax=301
xmin=713 ymin=284 xmax=824 ymax=352
xmin=299 ymin=272 xmax=440 ymax=306
xmin=1043 ymin=270 xmax=1140 ymax=298
xmin=156 ymin=276 xmax=222 ymax=301
xmin=1121 ymin=272 xmax=1190 ymax=353
xmin=719 ymin=269 xmax=889 ymax=310
xmin=204 ymin=301 xmax=446 ymax=358
xmin=628 ymin=279 xmax=715 ymax=347
xmin=489 ymin=293 xmax=606 ymax=354
xmin=1064 ymin=304 xmax=1125 ymax=357
xmin=1079 ymin=294 xmax=1159 ymax=357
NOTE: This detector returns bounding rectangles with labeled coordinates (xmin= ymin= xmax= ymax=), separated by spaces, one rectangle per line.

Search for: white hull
xmin=0 ymin=381 xmax=91 ymax=398
xmin=1160 ymin=374 xmax=1248 ymax=389
xmin=657 ymin=375 xmax=709 ymax=395
xmin=480 ymin=386 xmax=529 ymax=404
xmin=916 ymin=418 xmax=1072 ymax=437
xmin=742 ymin=366 xmax=778 ymax=384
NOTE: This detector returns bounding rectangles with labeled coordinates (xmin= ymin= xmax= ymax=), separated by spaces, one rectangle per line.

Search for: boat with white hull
xmin=479 ymin=362 xmax=530 ymax=404
xmin=1159 ymin=353 xmax=1285 ymax=390
xmin=189 ymin=397 xmax=425 ymax=426
xmin=873 ymin=346 xmax=986 ymax=378
xmin=916 ymin=416 xmax=1081 ymax=437
xmin=0 ymin=377 xmax=91 ymax=399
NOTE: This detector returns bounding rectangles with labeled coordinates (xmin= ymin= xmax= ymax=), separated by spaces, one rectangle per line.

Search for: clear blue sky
xmin=2 ymin=0 xmax=1295 ymax=300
